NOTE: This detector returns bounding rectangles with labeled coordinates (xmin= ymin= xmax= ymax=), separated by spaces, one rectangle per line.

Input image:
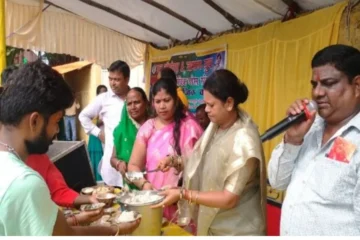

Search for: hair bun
xmin=237 ymin=82 xmax=248 ymax=104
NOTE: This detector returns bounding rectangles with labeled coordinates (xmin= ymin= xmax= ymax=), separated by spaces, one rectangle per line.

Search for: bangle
xmin=179 ymin=188 xmax=184 ymax=200
xmin=173 ymin=155 xmax=182 ymax=171
xmin=112 ymin=225 xmax=120 ymax=236
xmin=194 ymin=191 xmax=199 ymax=204
xmin=115 ymin=161 xmax=121 ymax=170
xmin=168 ymin=155 xmax=175 ymax=167
xmin=184 ymin=189 xmax=189 ymax=200
xmin=71 ymin=215 xmax=78 ymax=226
xmin=188 ymin=190 xmax=192 ymax=204
xmin=140 ymin=180 xmax=150 ymax=190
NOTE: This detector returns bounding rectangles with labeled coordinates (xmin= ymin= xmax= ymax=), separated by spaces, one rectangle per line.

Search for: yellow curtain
xmin=146 ymin=1 xmax=347 ymax=166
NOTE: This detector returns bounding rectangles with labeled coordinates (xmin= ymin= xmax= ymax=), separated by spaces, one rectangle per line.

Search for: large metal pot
xmin=116 ymin=190 xmax=164 ymax=236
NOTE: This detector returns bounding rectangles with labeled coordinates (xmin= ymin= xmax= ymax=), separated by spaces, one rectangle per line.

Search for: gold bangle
xmin=194 ymin=191 xmax=199 ymax=204
xmin=171 ymin=155 xmax=175 ymax=166
xmin=184 ymin=189 xmax=189 ymax=200
xmin=113 ymin=225 xmax=120 ymax=236
xmin=115 ymin=161 xmax=121 ymax=170
xmin=175 ymin=155 xmax=182 ymax=170
xmin=179 ymin=188 xmax=184 ymax=200
xmin=140 ymin=180 xmax=150 ymax=190
xmin=71 ymin=215 xmax=78 ymax=226
xmin=177 ymin=156 xmax=180 ymax=169
xmin=167 ymin=155 xmax=174 ymax=167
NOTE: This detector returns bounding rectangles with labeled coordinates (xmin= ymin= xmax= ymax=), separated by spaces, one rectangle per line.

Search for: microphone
xmin=260 ymin=100 xmax=318 ymax=142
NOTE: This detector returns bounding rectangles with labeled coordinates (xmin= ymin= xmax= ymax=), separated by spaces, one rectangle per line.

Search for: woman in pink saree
xmin=128 ymin=77 xmax=203 ymax=221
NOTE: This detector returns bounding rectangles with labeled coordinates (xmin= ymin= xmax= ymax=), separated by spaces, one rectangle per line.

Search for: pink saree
xmin=136 ymin=115 xmax=203 ymax=220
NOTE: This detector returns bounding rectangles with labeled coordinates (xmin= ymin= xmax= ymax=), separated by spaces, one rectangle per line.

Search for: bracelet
xmin=115 ymin=161 xmax=121 ymax=170
xmin=168 ymin=155 xmax=175 ymax=167
xmin=177 ymin=156 xmax=182 ymax=170
xmin=171 ymin=155 xmax=181 ymax=171
xmin=184 ymin=189 xmax=189 ymax=200
xmin=140 ymin=180 xmax=150 ymax=190
xmin=112 ymin=225 xmax=120 ymax=236
xmin=71 ymin=215 xmax=78 ymax=226
xmin=179 ymin=188 xmax=184 ymax=200
xmin=194 ymin=191 xmax=199 ymax=204
xmin=188 ymin=190 xmax=192 ymax=204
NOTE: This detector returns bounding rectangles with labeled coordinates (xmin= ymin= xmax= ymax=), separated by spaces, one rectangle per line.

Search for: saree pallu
xmin=181 ymin=110 xmax=267 ymax=236
xmin=113 ymin=106 xmax=140 ymax=190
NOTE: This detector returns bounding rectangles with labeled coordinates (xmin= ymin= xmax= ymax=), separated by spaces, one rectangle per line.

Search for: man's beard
xmin=25 ymin=124 xmax=54 ymax=155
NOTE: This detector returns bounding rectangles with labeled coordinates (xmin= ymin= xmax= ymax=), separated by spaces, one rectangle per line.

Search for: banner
xmin=150 ymin=46 xmax=227 ymax=112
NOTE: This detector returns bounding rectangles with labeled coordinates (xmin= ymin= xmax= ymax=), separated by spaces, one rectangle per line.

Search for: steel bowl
xmin=116 ymin=190 xmax=165 ymax=236
xmin=96 ymin=193 xmax=116 ymax=208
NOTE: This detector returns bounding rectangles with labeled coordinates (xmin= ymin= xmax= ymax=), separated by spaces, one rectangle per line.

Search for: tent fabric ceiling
xmin=11 ymin=0 xmax=344 ymax=47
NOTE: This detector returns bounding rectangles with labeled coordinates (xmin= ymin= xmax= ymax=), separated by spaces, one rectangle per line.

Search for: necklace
xmin=0 ymin=141 xmax=22 ymax=160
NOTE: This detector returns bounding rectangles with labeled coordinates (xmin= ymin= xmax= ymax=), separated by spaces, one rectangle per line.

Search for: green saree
xmin=113 ymin=105 xmax=139 ymax=190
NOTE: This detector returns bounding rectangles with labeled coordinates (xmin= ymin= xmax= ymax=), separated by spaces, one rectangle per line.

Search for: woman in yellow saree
xmin=153 ymin=69 xmax=267 ymax=236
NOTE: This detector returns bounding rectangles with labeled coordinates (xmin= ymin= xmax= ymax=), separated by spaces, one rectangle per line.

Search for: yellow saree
xmin=180 ymin=110 xmax=267 ymax=236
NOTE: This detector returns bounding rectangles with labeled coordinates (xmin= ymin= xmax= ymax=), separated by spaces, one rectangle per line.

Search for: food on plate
xmin=122 ymin=191 xmax=162 ymax=205
xmin=115 ymin=211 xmax=140 ymax=223
xmin=125 ymin=172 xmax=144 ymax=182
xmin=80 ymin=202 xmax=106 ymax=211
xmin=81 ymin=187 xmax=94 ymax=195
xmin=96 ymin=193 xmax=116 ymax=207
xmin=93 ymin=186 xmax=113 ymax=195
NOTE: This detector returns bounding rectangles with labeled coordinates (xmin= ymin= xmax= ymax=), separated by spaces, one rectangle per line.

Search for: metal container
xmin=116 ymin=190 xmax=164 ymax=236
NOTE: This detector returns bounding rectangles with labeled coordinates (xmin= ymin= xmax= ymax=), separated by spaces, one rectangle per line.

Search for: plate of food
xmin=96 ymin=193 xmax=117 ymax=208
xmin=81 ymin=187 xmax=95 ymax=195
xmin=90 ymin=210 xmax=139 ymax=226
xmin=80 ymin=202 xmax=106 ymax=212
xmin=93 ymin=186 xmax=114 ymax=195
xmin=115 ymin=211 xmax=141 ymax=223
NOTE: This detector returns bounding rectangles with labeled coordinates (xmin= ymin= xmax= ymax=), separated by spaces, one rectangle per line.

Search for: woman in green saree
xmin=88 ymin=85 xmax=107 ymax=182
xmin=110 ymin=87 xmax=149 ymax=189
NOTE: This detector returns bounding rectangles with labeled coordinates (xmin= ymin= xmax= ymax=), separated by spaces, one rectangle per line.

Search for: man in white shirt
xmin=268 ymin=44 xmax=360 ymax=235
xmin=79 ymin=60 xmax=130 ymax=187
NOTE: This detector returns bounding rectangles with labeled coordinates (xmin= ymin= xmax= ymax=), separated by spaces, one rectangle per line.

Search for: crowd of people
xmin=0 ymin=43 xmax=360 ymax=236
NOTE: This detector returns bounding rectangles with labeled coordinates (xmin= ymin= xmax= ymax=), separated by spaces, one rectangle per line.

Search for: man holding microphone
xmin=268 ymin=44 xmax=360 ymax=235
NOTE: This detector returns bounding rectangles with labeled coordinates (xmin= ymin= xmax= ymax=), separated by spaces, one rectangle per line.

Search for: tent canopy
xmin=11 ymin=0 xmax=343 ymax=47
